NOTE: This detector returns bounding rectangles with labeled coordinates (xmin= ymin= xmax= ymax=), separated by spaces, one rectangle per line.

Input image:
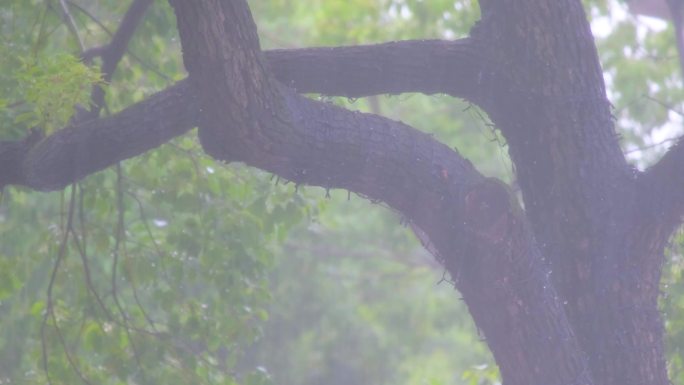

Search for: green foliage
xmin=250 ymin=0 xmax=479 ymax=48
xmin=592 ymin=4 xmax=684 ymax=165
xmin=12 ymin=52 xmax=104 ymax=134
xmin=0 ymin=135 xmax=309 ymax=384
xmin=461 ymin=364 xmax=500 ymax=385
xmin=0 ymin=3 xmax=310 ymax=376
xmin=1 ymin=1 xmax=684 ymax=385
xmin=0 ymin=1 xmax=97 ymax=138
xmin=662 ymin=232 xmax=684 ymax=384
xmin=241 ymin=193 xmax=495 ymax=385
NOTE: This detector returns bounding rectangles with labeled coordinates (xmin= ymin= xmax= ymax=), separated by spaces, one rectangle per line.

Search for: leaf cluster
xmin=11 ymin=52 xmax=104 ymax=135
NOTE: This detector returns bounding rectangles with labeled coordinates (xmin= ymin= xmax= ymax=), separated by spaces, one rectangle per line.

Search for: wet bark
xmin=2 ymin=0 xmax=683 ymax=384
xmin=471 ymin=1 xmax=669 ymax=384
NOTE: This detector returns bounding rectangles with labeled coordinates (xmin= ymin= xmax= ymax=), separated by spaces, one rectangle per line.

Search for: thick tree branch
xmin=276 ymin=88 xmax=594 ymax=385
xmin=169 ymin=1 xmax=594 ymax=384
xmin=0 ymin=38 xmax=483 ymax=190
xmin=0 ymin=131 xmax=43 ymax=189
xmin=0 ymin=1 xmax=675 ymax=383
xmin=267 ymin=39 xmax=482 ymax=99
xmin=12 ymin=81 xmax=196 ymax=191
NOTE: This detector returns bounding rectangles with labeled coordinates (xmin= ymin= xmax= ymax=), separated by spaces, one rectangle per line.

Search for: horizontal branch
xmin=0 ymin=131 xmax=43 ymax=189
xmin=267 ymin=38 xmax=482 ymax=99
xmin=5 ymin=81 xmax=197 ymax=191
xmin=0 ymin=38 xmax=482 ymax=190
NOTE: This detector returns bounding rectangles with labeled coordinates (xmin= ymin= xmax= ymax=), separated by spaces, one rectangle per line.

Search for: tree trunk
xmin=3 ymin=0 xmax=683 ymax=384
xmin=166 ymin=0 xmax=676 ymax=383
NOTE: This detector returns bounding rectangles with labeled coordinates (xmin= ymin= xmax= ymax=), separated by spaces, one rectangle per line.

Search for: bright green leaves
xmin=0 ymin=1 xmax=106 ymax=139
xmin=12 ymin=53 xmax=104 ymax=135
xmin=0 ymin=45 xmax=105 ymax=139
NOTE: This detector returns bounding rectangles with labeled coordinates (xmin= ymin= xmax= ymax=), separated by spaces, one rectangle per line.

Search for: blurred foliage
xmin=0 ymin=0 xmax=683 ymax=385
xmin=589 ymin=0 xmax=684 ymax=166
xmin=0 ymin=3 xmax=309 ymax=383
xmin=663 ymin=232 xmax=684 ymax=384
xmin=0 ymin=132 xmax=311 ymax=384
xmin=239 ymin=191 xmax=493 ymax=385
xmin=12 ymin=53 xmax=104 ymax=134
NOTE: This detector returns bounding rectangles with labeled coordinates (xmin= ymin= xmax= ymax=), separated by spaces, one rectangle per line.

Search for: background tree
xmin=1 ymin=0 xmax=684 ymax=385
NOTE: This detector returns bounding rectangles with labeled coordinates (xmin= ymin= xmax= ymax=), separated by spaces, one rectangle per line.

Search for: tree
xmin=1 ymin=0 xmax=683 ymax=384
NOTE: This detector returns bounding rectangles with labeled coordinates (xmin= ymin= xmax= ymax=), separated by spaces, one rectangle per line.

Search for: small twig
xmin=40 ymin=184 xmax=79 ymax=384
xmin=114 ymin=191 xmax=160 ymax=329
xmin=77 ymin=184 xmax=87 ymax=254
xmin=112 ymin=163 xmax=146 ymax=377
xmin=66 ymin=1 xmax=111 ymax=35
xmin=49 ymin=306 xmax=93 ymax=385
xmin=644 ymin=94 xmax=684 ymax=117
xmin=169 ymin=142 xmax=204 ymax=177
xmin=86 ymin=0 xmax=154 ymax=119
xmin=57 ymin=0 xmax=85 ymax=53
xmin=71 ymin=209 xmax=114 ymax=322
xmin=68 ymin=223 xmax=160 ymax=336
xmin=129 ymin=272 xmax=158 ymax=331
xmin=667 ymin=0 xmax=684 ymax=80
xmin=126 ymin=190 xmax=171 ymax=282
xmin=68 ymin=0 xmax=170 ymax=80
xmin=625 ymin=136 xmax=680 ymax=154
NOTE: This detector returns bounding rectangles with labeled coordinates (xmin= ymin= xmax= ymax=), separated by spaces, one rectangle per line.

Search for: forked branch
xmin=168 ymin=1 xmax=593 ymax=384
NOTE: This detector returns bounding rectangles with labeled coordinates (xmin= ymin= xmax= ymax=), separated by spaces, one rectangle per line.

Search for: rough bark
xmin=470 ymin=1 xmax=669 ymax=384
xmin=8 ymin=81 xmax=195 ymax=191
xmin=0 ymin=40 xmax=480 ymax=191
xmin=169 ymin=0 xmax=596 ymax=384
xmin=2 ymin=0 xmax=684 ymax=384
xmin=267 ymin=39 xmax=482 ymax=99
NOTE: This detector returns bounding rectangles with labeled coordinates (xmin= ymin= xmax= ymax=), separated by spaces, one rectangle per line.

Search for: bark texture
xmin=2 ymin=0 xmax=684 ymax=384
xmin=169 ymin=0 xmax=593 ymax=384
xmin=472 ymin=1 xmax=668 ymax=384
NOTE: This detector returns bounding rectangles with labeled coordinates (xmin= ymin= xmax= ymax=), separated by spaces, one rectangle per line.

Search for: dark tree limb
xmin=14 ymin=81 xmax=196 ymax=191
xmin=0 ymin=0 xmax=676 ymax=383
xmin=470 ymin=2 xmax=670 ymax=384
xmin=57 ymin=0 xmax=85 ymax=52
xmin=70 ymin=1 xmax=171 ymax=82
xmin=267 ymin=39 xmax=482 ymax=100
xmin=0 ymin=130 xmax=43 ymax=189
xmin=86 ymin=0 xmax=153 ymax=119
xmin=169 ymin=1 xmax=594 ymax=384
xmin=0 ymin=38 xmax=484 ymax=190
